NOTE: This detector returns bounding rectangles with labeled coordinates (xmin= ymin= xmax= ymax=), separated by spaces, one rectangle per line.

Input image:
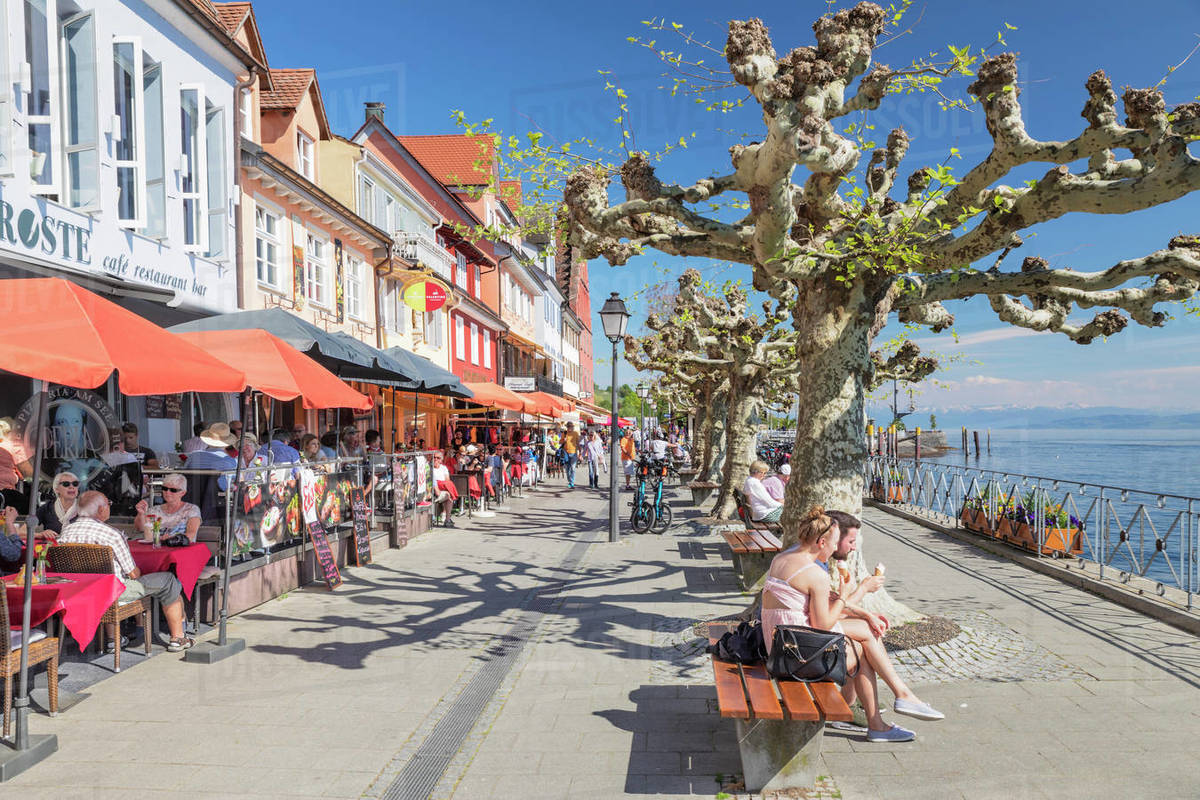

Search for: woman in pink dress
xmin=761 ymin=506 xmax=943 ymax=742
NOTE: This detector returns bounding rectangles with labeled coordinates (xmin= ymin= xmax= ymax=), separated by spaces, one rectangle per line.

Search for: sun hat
xmin=239 ymin=432 xmax=259 ymax=449
xmin=199 ymin=422 xmax=238 ymax=448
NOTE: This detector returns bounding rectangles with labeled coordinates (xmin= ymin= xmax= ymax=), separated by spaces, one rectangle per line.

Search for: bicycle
xmin=629 ymin=457 xmax=673 ymax=534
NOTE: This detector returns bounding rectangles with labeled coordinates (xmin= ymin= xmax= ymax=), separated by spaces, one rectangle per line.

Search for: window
xmin=204 ymin=101 xmax=226 ymax=258
xmin=483 ymin=329 xmax=492 ymax=369
xmin=113 ymin=38 xmax=146 ymax=227
xmin=424 ymin=310 xmax=443 ymax=348
xmin=384 ymin=195 xmax=396 ymax=233
xmin=346 ymin=257 xmax=364 ymax=319
xmin=455 ymin=252 xmax=467 ymax=289
xmin=473 ymin=264 xmax=481 ymax=299
xmin=470 ymin=322 xmax=479 ymax=365
xmin=255 ymin=204 xmax=283 ymax=289
xmin=25 ymin=0 xmax=59 ymax=197
xmin=358 ymin=176 xmax=374 ymax=221
xmin=454 ymin=315 xmax=465 ymax=360
xmin=305 ymin=232 xmax=329 ymax=306
xmin=142 ymin=63 xmax=165 ymax=237
xmin=239 ymin=87 xmax=252 ymax=138
xmin=381 ymin=280 xmax=406 ymax=333
xmin=62 ymin=12 xmax=97 ymax=209
xmin=180 ymin=85 xmax=205 ymax=251
xmin=296 ymin=130 xmax=314 ymax=179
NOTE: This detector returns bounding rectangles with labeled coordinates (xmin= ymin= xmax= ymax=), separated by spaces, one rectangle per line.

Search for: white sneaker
xmin=866 ymin=724 xmax=915 ymax=742
xmin=894 ymin=697 xmax=944 ymax=721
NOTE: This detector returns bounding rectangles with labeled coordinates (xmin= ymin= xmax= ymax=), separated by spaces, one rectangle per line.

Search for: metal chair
xmin=1 ymin=582 xmax=59 ymax=736
xmin=46 ymin=543 xmax=151 ymax=672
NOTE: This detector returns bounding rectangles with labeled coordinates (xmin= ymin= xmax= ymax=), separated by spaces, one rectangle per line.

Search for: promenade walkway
xmin=6 ymin=479 xmax=1199 ymax=799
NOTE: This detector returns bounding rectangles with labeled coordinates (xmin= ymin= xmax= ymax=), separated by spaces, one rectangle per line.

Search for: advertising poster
xmin=229 ymin=465 xmax=355 ymax=556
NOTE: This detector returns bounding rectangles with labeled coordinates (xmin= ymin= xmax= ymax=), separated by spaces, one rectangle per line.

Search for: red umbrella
xmin=0 ymin=278 xmax=245 ymax=394
xmin=176 ymin=329 xmax=372 ymax=410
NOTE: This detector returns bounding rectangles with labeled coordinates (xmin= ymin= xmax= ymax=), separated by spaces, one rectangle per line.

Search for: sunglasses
xmin=57 ymin=480 xmax=79 ymax=487
xmin=162 ymin=487 xmax=185 ymax=493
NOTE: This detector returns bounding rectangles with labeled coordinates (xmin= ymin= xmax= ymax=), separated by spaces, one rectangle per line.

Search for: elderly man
xmin=762 ymin=463 xmax=790 ymax=502
xmin=184 ymin=423 xmax=238 ymax=489
xmin=59 ymin=491 xmax=193 ymax=652
xmin=339 ymin=426 xmax=364 ymax=459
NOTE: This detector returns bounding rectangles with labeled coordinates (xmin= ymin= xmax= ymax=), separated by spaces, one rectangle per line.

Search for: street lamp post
xmin=636 ymin=383 xmax=650 ymax=437
xmin=598 ymin=293 xmax=630 ymax=544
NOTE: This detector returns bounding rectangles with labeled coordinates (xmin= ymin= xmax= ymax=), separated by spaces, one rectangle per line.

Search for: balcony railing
xmin=393 ymin=231 xmax=453 ymax=282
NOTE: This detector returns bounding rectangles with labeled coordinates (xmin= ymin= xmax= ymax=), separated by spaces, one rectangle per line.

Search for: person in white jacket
xmin=584 ymin=431 xmax=607 ymax=489
xmin=742 ymin=460 xmax=783 ymax=522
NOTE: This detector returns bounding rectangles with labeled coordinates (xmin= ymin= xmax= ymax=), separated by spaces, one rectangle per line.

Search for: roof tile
xmin=398 ymin=134 xmax=495 ymax=186
xmin=261 ymin=68 xmax=315 ymax=110
xmin=212 ymin=1 xmax=250 ymax=33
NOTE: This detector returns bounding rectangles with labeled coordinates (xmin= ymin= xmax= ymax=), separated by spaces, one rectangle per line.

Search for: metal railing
xmin=864 ymin=455 xmax=1198 ymax=610
xmin=394 ymin=230 xmax=454 ymax=282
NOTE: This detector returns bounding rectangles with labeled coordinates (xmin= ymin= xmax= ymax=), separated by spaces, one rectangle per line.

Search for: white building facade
xmin=0 ymin=0 xmax=256 ymax=313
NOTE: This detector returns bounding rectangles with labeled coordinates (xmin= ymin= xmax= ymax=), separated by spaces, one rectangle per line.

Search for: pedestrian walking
xmin=585 ymin=430 xmax=606 ymax=489
xmin=620 ymin=428 xmax=637 ymax=490
xmin=562 ymin=422 xmax=580 ymax=488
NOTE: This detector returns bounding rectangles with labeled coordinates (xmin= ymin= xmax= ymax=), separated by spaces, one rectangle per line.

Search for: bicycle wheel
xmin=630 ymin=500 xmax=656 ymax=533
xmin=650 ymin=502 xmax=673 ymax=534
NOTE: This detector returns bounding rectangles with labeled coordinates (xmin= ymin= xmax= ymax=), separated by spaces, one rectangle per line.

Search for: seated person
xmin=133 ymin=472 xmax=202 ymax=543
xmin=260 ymin=428 xmax=301 ymax=464
xmin=1 ymin=506 xmax=27 ymax=570
xmin=364 ymin=430 xmax=384 ymax=455
xmin=762 ymin=463 xmax=790 ymax=502
xmin=182 ymin=423 xmax=238 ymax=489
xmin=742 ymin=460 xmax=783 ymax=522
xmin=36 ymin=471 xmax=80 ymax=534
xmin=59 ymin=491 xmax=193 ymax=652
xmin=299 ymin=434 xmax=323 ymax=463
xmin=429 ymin=452 xmax=455 ymax=527
xmin=761 ymin=506 xmax=943 ymax=743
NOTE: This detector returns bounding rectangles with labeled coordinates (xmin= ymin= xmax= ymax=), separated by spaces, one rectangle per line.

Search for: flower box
xmin=960 ymin=507 xmax=991 ymax=534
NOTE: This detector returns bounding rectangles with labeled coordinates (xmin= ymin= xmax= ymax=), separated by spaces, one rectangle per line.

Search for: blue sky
xmin=256 ymin=0 xmax=1200 ymax=410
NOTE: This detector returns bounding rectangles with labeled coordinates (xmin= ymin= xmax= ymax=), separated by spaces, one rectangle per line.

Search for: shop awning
xmin=176 ymin=329 xmax=372 ymax=410
xmin=462 ymin=382 xmax=538 ymax=414
xmin=0 ymin=278 xmax=246 ymax=395
xmin=170 ymin=308 xmax=418 ymax=385
xmin=383 ymin=346 xmax=474 ymax=398
xmin=525 ymin=391 xmax=572 ymax=418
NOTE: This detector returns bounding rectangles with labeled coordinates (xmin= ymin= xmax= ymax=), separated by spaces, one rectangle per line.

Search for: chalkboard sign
xmin=350 ymin=488 xmax=371 ymax=566
xmin=307 ymin=519 xmax=341 ymax=590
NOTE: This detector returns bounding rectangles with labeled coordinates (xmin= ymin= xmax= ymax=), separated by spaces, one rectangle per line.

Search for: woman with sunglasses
xmin=134 ymin=472 xmax=201 ymax=543
xmin=35 ymin=471 xmax=80 ymax=534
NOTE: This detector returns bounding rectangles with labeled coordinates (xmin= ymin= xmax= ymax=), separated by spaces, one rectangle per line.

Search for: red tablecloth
xmin=4 ymin=573 xmax=123 ymax=651
xmin=127 ymin=541 xmax=212 ymax=600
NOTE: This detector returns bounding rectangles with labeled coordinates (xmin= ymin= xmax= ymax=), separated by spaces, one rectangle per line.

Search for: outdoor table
xmin=127 ymin=540 xmax=213 ymax=600
xmin=4 ymin=572 xmax=123 ymax=651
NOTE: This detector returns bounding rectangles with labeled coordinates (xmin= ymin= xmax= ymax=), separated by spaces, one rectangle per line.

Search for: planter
xmin=869 ymin=480 xmax=886 ymax=502
xmin=960 ymin=508 xmax=991 ymax=534
xmin=995 ymin=517 xmax=1034 ymax=548
xmin=688 ymin=482 xmax=719 ymax=507
xmin=887 ymin=485 xmax=908 ymax=504
xmin=1042 ymin=526 xmax=1083 ymax=556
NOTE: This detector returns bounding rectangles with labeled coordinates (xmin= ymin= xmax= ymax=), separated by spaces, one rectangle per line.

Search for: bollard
xmin=987 ymin=428 xmax=992 ymax=455
xmin=867 ymin=424 xmax=875 ymax=455
xmin=915 ymin=427 xmax=921 ymax=461
xmin=973 ymin=430 xmax=981 ymax=458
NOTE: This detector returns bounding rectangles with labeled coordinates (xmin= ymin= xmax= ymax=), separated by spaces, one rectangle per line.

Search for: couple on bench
xmin=761 ymin=506 xmax=944 ymax=742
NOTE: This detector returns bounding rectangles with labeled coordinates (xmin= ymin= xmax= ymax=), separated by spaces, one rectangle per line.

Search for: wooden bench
xmin=720 ymin=529 xmax=783 ymax=590
xmin=676 ymin=467 xmax=698 ymax=487
xmin=687 ymin=480 xmax=720 ymax=507
xmin=733 ymin=488 xmax=784 ymax=537
xmin=708 ymin=623 xmax=853 ymax=793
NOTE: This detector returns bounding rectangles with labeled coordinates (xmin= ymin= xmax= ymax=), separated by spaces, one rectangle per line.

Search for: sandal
xmin=167 ymin=637 xmax=195 ymax=652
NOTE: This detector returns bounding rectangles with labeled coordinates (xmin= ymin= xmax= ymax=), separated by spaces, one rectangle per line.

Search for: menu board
xmin=306 ymin=519 xmax=341 ymax=590
xmin=145 ymin=394 xmax=182 ymax=419
xmin=350 ymin=488 xmax=371 ymax=566
xmin=230 ymin=465 xmax=355 ymax=556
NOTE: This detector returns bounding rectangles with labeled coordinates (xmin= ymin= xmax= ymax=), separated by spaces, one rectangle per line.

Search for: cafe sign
xmin=402 ymin=278 xmax=449 ymax=312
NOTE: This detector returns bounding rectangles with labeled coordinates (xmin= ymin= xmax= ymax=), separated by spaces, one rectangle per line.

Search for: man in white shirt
xmin=741 ymin=460 xmax=783 ymax=522
xmin=649 ymin=429 xmax=670 ymax=460
xmin=59 ymin=491 xmax=192 ymax=652
xmin=762 ymin=463 xmax=790 ymax=502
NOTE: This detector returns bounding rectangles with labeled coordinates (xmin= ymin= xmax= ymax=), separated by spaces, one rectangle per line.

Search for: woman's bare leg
xmin=840 ymin=618 xmax=922 ymax=704
xmin=847 ymin=646 xmax=888 ymax=731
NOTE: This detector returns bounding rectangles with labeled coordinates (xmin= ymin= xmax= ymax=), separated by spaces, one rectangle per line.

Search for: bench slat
xmin=776 ymin=679 xmax=821 ymax=721
xmin=808 ymin=681 xmax=854 ymax=722
xmin=745 ymin=530 xmax=778 ymax=553
xmin=740 ymin=663 xmax=785 ymax=720
xmin=712 ymin=657 xmax=750 ymax=718
xmin=735 ymin=531 xmax=762 ymax=554
xmin=720 ymin=531 xmax=748 ymax=555
xmin=757 ymin=529 xmax=783 ymax=550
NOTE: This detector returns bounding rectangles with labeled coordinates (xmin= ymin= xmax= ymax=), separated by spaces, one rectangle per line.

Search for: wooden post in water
xmin=961 ymin=426 xmax=968 ymax=458
xmin=987 ymin=429 xmax=991 ymax=455
xmin=915 ymin=427 xmax=921 ymax=461
xmin=973 ymin=430 xmax=981 ymax=459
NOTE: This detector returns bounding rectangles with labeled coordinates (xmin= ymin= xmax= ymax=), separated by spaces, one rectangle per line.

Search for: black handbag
xmin=765 ymin=625 xmax=849 ymax=683
xmin=161 ymin=533 xmax=192 ymax=547
xmin=706 ymin=620 xmax=766 ymax=664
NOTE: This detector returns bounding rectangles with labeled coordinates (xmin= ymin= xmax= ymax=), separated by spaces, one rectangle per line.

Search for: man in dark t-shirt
xmin=121 ymin=422 xmax=159 ymax=469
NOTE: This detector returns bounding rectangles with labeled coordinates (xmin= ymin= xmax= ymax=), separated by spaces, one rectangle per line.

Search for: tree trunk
xmin=779 ymin=283 xmax=922 ymax=626
xmin=700 ymin=391 xmax=727 ymax=484
xmin=713 ymin=385 xmax=757 ymax=519
xmin=694 ymin=385 xmax=713 ymax=477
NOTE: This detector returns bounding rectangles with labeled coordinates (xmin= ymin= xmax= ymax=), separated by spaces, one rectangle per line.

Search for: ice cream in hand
xmin=874 ymin=563 xmax=886 ymax=577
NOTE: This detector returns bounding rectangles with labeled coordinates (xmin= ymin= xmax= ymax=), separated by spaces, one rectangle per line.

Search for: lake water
xmin=921 ymin=428 xmax=1200 ymax=499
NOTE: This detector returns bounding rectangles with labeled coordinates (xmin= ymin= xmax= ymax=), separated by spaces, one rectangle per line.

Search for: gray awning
xmin=382 ymin=346 xmax=473 ymax=398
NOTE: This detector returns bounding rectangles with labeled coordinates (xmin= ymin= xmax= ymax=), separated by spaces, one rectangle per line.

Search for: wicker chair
xmin=1 ymin=582 xmax=59 ymax=737
xmin=46 ymin=543 xmax=151 ymax=672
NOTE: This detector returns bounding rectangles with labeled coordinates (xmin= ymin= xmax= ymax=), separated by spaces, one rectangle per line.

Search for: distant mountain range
xmin=866 ymin=404 xmax=1200 ymax=431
